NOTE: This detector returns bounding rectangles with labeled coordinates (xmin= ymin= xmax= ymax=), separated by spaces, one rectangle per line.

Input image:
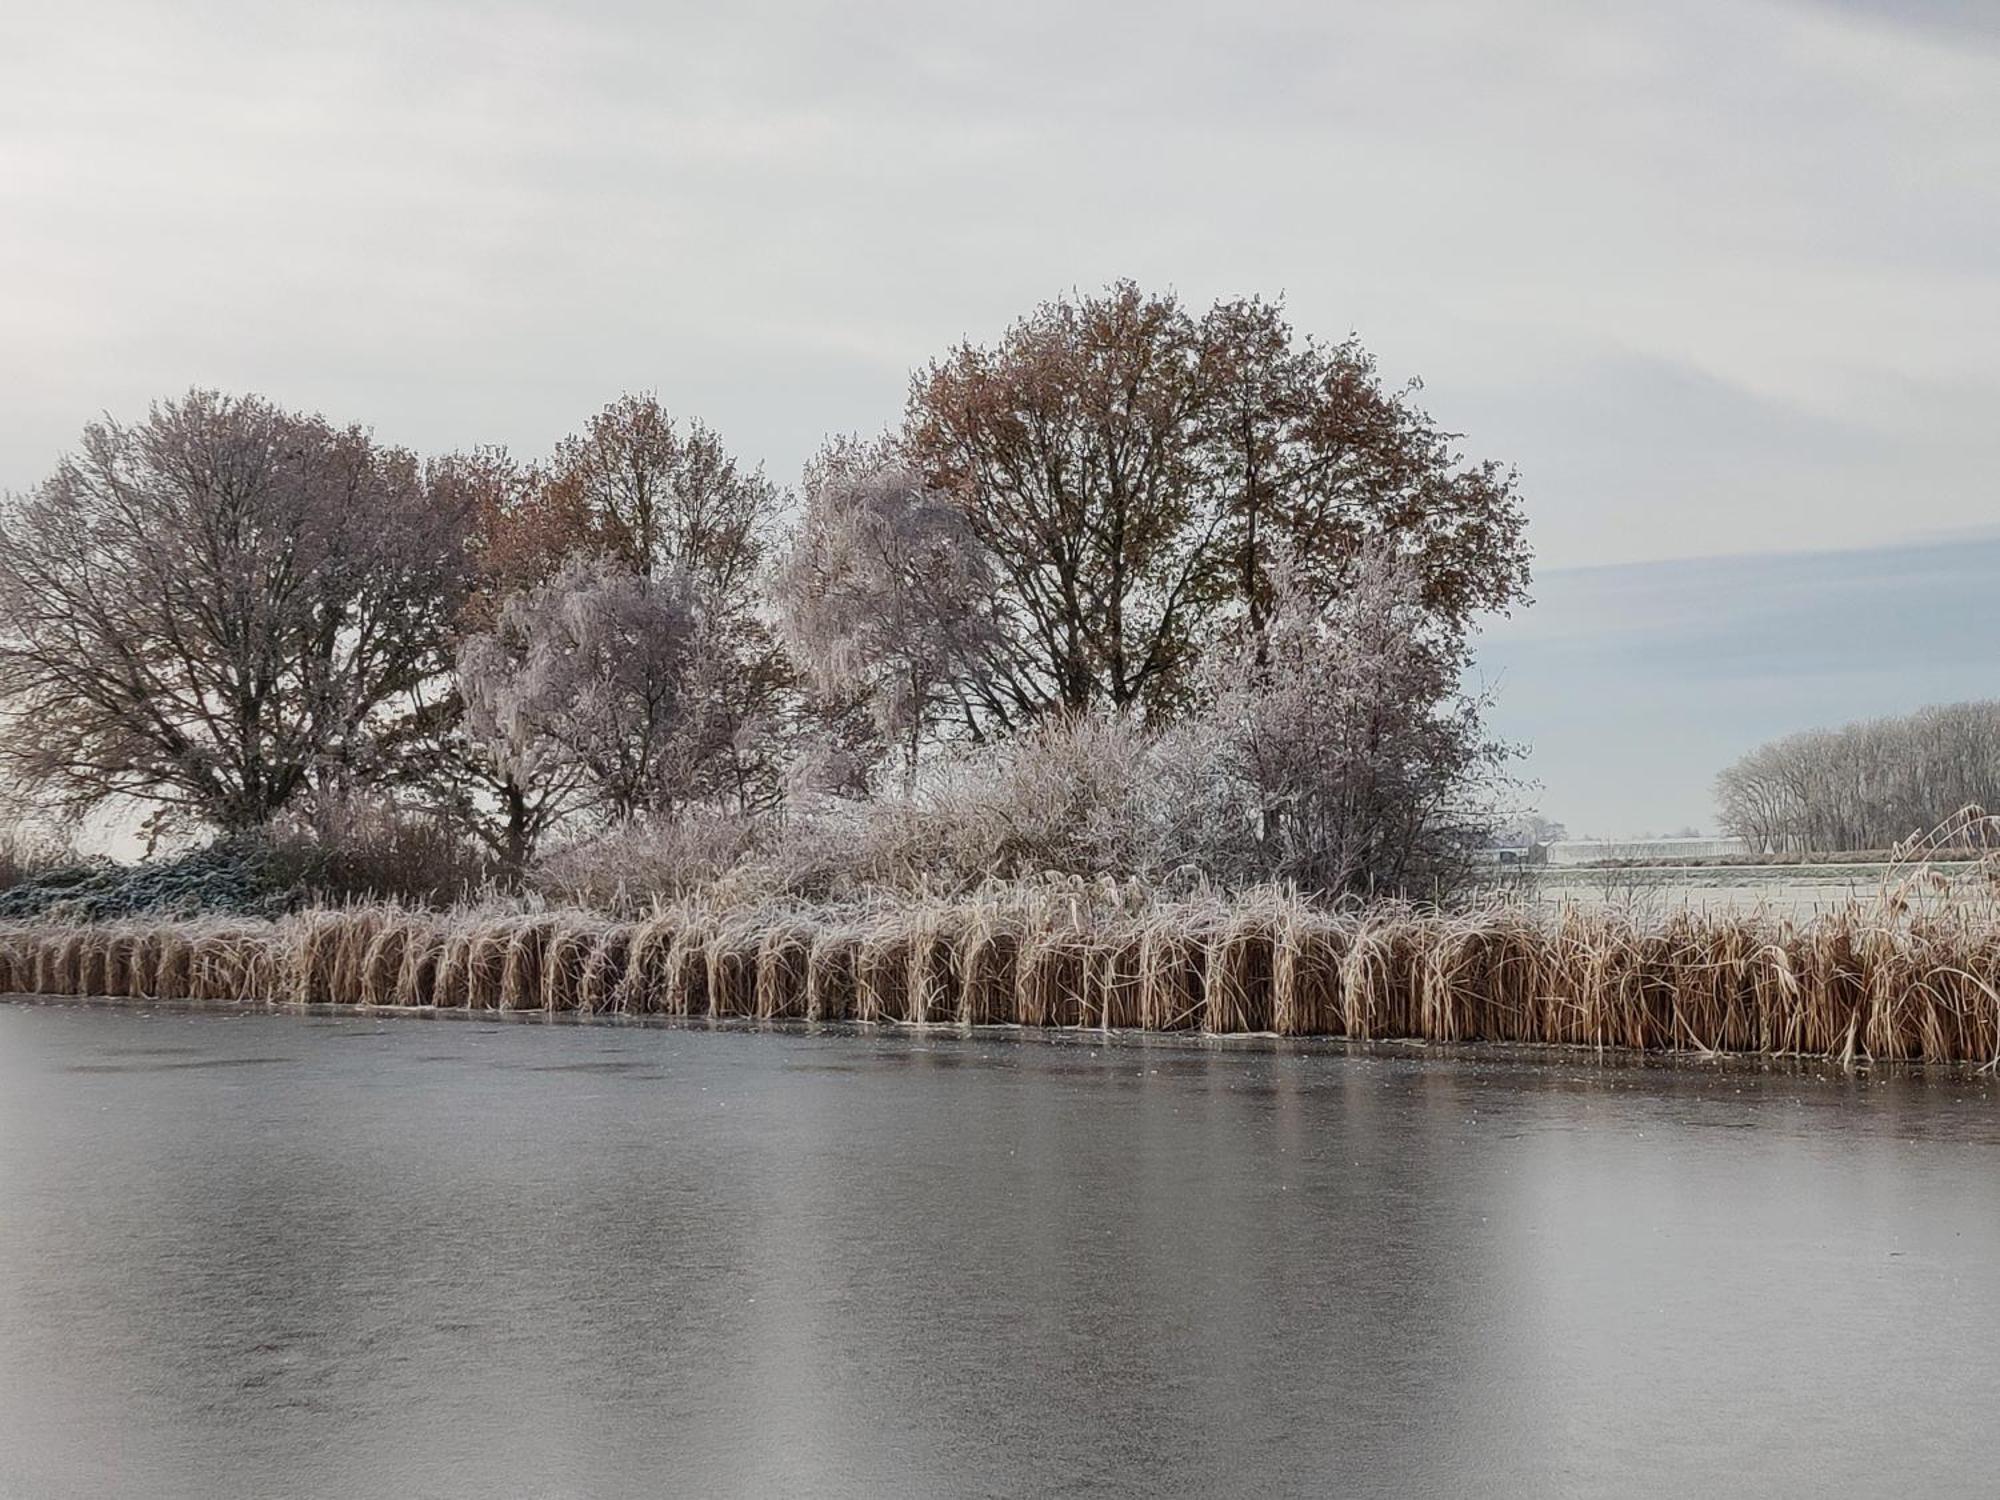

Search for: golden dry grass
xmin=9 ymin=878 xmax=2000 ymax=1066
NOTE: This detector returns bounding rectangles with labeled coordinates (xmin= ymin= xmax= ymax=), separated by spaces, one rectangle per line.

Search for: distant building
xmin=1543 ymin=836 xmax=1751 ymax=867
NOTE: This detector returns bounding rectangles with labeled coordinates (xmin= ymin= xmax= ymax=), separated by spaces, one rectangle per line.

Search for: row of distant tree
xmin=1714 ymin=701 xmax=2000 ymax=855
xmin=0 ymin=282 xmax=1533 ymax=895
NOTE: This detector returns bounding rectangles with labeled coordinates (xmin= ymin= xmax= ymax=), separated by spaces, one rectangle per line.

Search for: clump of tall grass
xmin=9 ymin=869 xmax=2000 ymax=1066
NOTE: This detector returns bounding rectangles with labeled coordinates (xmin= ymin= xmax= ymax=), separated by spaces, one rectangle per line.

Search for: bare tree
xmin=546 ymin=393 xmax=781 ymax=598
xmin=0 ymin=391 xmax=469 ymax=835
xmin=1715 ymin=701 xmax=2000 ymax=855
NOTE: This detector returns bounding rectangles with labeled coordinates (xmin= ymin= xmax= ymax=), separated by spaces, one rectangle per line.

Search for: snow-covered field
xmin=1506 ymin=862 xmax=1989 ymax=916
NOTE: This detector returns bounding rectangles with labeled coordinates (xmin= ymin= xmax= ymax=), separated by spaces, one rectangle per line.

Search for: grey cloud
xmin=0 ymin=0 xmax=1995 ymax=578
xmin=1795 ymin=0 xmax=2000 ymax=43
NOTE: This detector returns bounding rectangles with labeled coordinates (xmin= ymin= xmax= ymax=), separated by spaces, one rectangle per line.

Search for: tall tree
xmin=905 ymin=283 xmax=1217 ymax=722
xmin=0 ymin=391 xmax=469 ymax=833
xmin=425 ymin=401 xmax=797 ymax=855
xmin=436 ymin=445 xmax=582 ymax=631
xmin=900 ymin=281 xmax=1531 ymax=728
xmin=1200 ymin=298 xmax=1528 ymax=634
xmin=408 ymin=446 xmax=596 ymax=868
xmin=548 ymin=394 xmax=794 ymax=810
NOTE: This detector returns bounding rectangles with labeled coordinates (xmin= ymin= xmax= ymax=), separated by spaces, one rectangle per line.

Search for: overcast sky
xmin=3 ymin=0 xmax=1995 ymax=836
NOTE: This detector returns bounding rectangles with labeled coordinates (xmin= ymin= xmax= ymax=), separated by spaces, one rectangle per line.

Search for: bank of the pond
xmin=7 ymin=889 xmax=2000 ymax=1064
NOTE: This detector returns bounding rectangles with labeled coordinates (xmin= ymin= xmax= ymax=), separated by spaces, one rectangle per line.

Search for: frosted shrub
xmin=529 ymin=810 xmax=766 ymax=912
xmin=1198 ymin=544 xmax=1507 ymax=897
xmin=846 ymin=713 xmax=1240 ymax=892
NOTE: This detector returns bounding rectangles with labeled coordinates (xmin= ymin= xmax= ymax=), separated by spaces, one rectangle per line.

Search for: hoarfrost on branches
xmin=0 ymin=390 xmax=469 ymax=835
xmin=456 ymin=555 xmax=719 ymax=824
xmin=773 ymin=446 xmax=1003 ymax=781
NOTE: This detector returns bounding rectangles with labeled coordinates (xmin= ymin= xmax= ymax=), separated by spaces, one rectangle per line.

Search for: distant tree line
xmin=1714 ymin=701 xmax=2000 ymax=855
xmin=0 ymin=283 xmax=1531 ymax=901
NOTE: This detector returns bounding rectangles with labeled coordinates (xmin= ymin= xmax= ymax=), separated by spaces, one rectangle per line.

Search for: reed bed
xmin=9 ymin=887 xmax=2000 ymax=1066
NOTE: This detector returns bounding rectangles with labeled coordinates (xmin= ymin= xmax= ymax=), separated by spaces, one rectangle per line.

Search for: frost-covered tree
xmin=0 ymin=391 xmax=470 ymax=834
xmin=456 ymin=555 xmax=748 ymax=826
xmin=550 ymin=394 xmax=793 ymax=801
xmin=405 ymin=446 xmax=605 ymax=867
xmin=773 ymin=443 xmax=1004 ymax=781
xmin=1715 ymin=701 xmax=2000 ymax=854
xmin=1199 ymin=544 xmax=1507 ymax=896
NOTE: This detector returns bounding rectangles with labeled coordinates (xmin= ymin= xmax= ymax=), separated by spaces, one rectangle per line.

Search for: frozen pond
xmin=2 ymin=1001 xmax=1997 ymax=1498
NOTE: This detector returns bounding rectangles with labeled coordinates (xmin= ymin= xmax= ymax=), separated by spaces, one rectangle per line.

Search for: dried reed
xmin=11 ymin=878 xmax=2000 ymax=1067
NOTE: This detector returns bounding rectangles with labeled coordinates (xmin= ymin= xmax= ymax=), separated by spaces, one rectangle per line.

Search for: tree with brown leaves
xmin=901 ymin=281 xmax=1530 ymax=728
xmin=545 ymin=393 xmax=780 ymax=599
